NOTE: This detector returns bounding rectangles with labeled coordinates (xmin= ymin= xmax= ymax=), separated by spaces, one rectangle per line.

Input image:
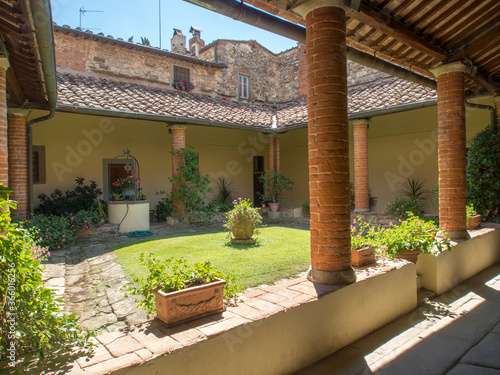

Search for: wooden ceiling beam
xmin=6 ymin=67 xmax=26 ymax=106
xmin=353 ymin=2 xmax=448 ymax=60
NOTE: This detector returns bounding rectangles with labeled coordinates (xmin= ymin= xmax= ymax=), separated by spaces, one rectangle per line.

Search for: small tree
xmin=466 ymin=125 xmax=500 ymax=220
xmin=169 ymin=147 xmax=212 ymax=213
xmin=258 ymin=170 xmax=294 ymax=203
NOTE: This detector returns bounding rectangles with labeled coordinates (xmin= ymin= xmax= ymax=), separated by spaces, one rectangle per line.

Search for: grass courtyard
xmin=113 ymin=225 xmax=311 ymax=290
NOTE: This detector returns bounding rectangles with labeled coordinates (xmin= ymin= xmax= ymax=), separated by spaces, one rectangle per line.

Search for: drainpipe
xmin=182 ymin=0 xmax=437 ymax=90
xmin=27 ymin=111 xmax=55 ymax=215
xmin=30 ymin=0 xmax=58 ymax=110
xmin=465 ymin=99 xmax=497 ymax=133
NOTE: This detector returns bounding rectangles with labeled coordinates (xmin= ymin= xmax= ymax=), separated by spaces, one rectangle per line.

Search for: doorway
xmin=253 ymin=156 xmax=265 ymax=206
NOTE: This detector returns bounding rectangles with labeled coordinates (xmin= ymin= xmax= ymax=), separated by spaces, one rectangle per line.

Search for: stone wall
xmin=54 ymin=28 xmax=222 ymax=95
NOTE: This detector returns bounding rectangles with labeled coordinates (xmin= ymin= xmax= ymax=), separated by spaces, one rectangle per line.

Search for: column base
xmin=307 ymin=266 xmax=356 ymax=285
xmin=436 ymin=230 xmax=471 ymax=240
xmin=354 ymin=208 xmax=370 ymax=213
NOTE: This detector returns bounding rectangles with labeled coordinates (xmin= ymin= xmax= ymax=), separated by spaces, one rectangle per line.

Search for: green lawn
xmin=113 ymin=226 xmax=311 ymax=290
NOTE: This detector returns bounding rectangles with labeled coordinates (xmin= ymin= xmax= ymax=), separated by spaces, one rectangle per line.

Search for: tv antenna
xmin=79 ymin=6 xmax=103 ymax=30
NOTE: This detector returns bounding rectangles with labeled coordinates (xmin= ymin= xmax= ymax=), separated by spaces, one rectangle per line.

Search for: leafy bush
xmin=124 ymin=254 xmax=240 ymax=318
xmin=37 ymin=177 xmax=102 ymax=216
xmin=0 ymin=185 xmax=94 ymax=365
xmin=402 ymin=178 xmax=428 ymax=201
xmin=21 ymin=215 xmax=75 ymax=250
xmin=216 ymin=177 xmax=237 ymax=203
xmin=350 ymin=218 xmax=378 ymax=250
xmin=385 ymin=196 xmax=423 ymax=220
xmin=169 ymin=147 xmax=212 ymax=213
xmin=258 ymin=170 xmax=294 ymax=203
xmin=69 ymin=210 xmax=102 ymax=233
xmin=466 ymin=125 xmax=500 ymax=219
xmin=154 ymin=191 xmax=173 ymax=222
xmin=374 ymin=213 xmax=451 ymax=256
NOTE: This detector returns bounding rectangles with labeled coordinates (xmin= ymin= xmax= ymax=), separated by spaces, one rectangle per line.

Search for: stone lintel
xmin=292 ymin=0 xmax=350 ymax=18
xmin=430 ymin=62 xmax=470 ymax=78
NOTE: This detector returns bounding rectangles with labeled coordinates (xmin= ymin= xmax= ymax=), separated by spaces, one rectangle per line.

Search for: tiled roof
xmin=57 ymin=74 xmax=274 ymax=129
xmin=56 ymin=74 xmax=437 ymax=129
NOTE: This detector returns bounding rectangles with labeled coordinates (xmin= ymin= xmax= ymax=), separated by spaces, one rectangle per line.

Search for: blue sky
xmin=51 ymin=0 xmax=298 ymax=54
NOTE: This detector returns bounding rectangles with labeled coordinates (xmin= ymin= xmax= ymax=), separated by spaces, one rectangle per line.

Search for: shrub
xmin=21 ymin=215 xmax=76 ymax=250
xmin=124 ymin=254 xmax=240 ymax=318
xmin=37 ymin=177 xmax=102 ymax=216
xmin=0 ymin=184 xmax=94 ymax=365
xmin=385 ymin=196 xmax=423 ymax=220
xmin=466 ymin=125 xmax=500 ymax=220
xmin=169 ymin=147 xmax=212 ymax=213
xmin=153 ymin=191 xmax=173 ymax=222
xmin=69 ymin=210 xmax=102 ymax=233
xmin=224 ymin=198 xmax=263 ymax=237
xmin=216 ymin=177 xmax=237 ymax=203
xmin=351 ymin=218 xmax=379 ymax=250
xmin=258 ymin=170 xmax=294 ymax=203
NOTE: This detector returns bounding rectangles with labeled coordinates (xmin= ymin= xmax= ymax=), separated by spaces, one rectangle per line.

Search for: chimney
xmin=189 ymin=26 xmax=205 ymax=57
xmin=171 ymin=28 xmax=187 ymax=54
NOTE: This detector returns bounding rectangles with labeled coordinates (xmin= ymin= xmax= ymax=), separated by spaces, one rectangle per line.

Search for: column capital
xmin=169 ymin=124 xmax=188 ymax=130
xmin=293 ymin=0 xmax=351 ymax=18
xmin=430 ymin=62 xmax=471 ymax=78
xmin=0 ymin=55 xmax=9 ymax=70
xmin=351 ymin=118 xmax=370 ymax=126
xmin=492 ymin=96 xmax=500 ymax=104
xmin=8 ymin=108 xmax=31 ymax=117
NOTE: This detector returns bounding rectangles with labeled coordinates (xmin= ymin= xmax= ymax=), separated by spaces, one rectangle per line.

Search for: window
xmin=32 ymin=145 xmax=46 ymax=184
xmin=174 ymin=66 xmax=190 ymax=82
xmin=238 ymin=73 xmax=250 ymax=99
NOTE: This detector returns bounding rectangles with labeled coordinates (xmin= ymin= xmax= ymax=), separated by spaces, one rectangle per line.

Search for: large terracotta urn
xmin=232 ymin=213 xmax=254 ymax=240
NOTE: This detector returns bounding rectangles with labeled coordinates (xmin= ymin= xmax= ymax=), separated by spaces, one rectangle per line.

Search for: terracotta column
xmin=431 ymin=62 xmax=469 ymax=239
xmin=268 ymin=134 xmax=280 ymax=173
xmin=0 ymin=55 xmax=9 ymax=187
xmin=8 ymin=109 xmax=30 ymax=219
xmin=352 ymin=119 xmax=370 ymax=212
xmin=294 ymin=1 xmax=355 ymax=284
xmin=170 ymin=125 xmax=187 ymax=215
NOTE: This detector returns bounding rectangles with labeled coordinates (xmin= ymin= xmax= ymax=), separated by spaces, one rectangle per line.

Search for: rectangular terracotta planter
xmin=351 ymin=246 xmax=376 ymax=267
xmin=153 ymin=278 xmax=226 ymax=326
xmin=467 ymin=214 xmax=482 ymax=229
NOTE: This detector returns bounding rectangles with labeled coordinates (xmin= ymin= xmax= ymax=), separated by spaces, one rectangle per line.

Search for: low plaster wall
xmin=416 ymin=228 xmax=500 ymax=295
xmin=108 ymin=201 xmax=150 ymax=233
xmin=120 ymin=263 xmax=416 ymax=375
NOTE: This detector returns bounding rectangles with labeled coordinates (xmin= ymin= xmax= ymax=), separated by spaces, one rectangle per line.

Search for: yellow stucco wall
xmin=280 ymin=97 xmax=492 ymax=212
xmin=31 ymin=96 xmax=492 ymax=213
xmin=31 ymin=110 xmax=269 ymax=211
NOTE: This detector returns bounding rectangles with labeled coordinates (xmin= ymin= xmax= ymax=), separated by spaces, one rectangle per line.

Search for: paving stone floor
xmin=42 ymin=218 xmax=310 ymax=334
xmin=296 ymin=263 xmax=500 ymax=375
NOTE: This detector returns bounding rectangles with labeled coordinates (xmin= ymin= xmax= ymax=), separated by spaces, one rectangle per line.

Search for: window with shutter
xmin=238 ymin=73 xmax=250 ymax=99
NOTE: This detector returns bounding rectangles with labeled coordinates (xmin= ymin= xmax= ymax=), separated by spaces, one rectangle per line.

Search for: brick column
xmin=431 ymin=62 xmax=469 ymax=239
xmin=352 ymin=119 xmax=370 ymax=212
xmin=8 ymin=109 xmax=30 ymax=219
xmin=295 ymin=1 xmax=355 ymax=285
xmin=170 ymin=125 xmax=187 ymax=215
xmin=0 ymin=56 xmax=9 ymax=187
xmin=268 ymin=134 xmax=280 ymax=173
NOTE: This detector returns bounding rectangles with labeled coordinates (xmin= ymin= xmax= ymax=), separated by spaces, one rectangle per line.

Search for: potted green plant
xmin=302 ymin=201 xmax=310 ymax=218
xmin=258 ymin=170 xmax=294 ymax=212
xmin=110 ymin=191 xmax=122 ymax=201
xmin=112 ymin=174 xmax=140 ymax=198
xmin=375 ymin=214 xmax=452 ymax=264
xmin=224 ymin=198 xmax=263 ymax=244
xmin=350 ymin=218 xmax=377 ymax=267
xmin=466 ymin=203 xmax=482 ymax=229
xmin=124 ymin=254 xmax=239 ymax=326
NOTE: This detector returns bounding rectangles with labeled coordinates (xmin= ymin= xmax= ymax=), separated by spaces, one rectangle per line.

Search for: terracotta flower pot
xmin=467 ymin=214 xmax=482 ymax=229
xmin=268 ymin=202 xmax=279 ymax=212
xmin=232 ymin=213 xmax=254 ymax=240
xmin=394 ymin=249 xmax=421 ymax=264
xmin=351 ymin=245 xmax=376 ymax=267
xmin=153 ymin=278 xmax=226 ymax=326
